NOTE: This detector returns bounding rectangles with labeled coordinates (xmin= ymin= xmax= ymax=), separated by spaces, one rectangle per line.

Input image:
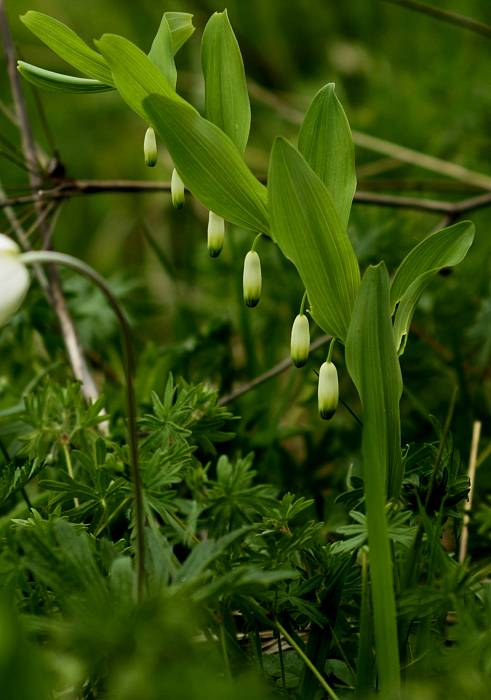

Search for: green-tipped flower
xmin=0 ymin=234 xmax=30 ymax=327
xmin=318 ymin=361 xmax=339 ymax=420
xmin=144 ymin=127 xmax=157 ymax=167
xmin=171 ymin=168 xmax=185 ymax=209
xmin=243 ymin=250 xmax=261 ymax=307
xmin=290 ymin=314 xmax=310 ymax=367
xmin=207 ymin=211 xmax=225 ymax=258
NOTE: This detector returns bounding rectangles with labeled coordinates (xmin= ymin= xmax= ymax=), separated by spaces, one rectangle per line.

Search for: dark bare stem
xmin=0 ymin=1 xmax=99 ymax=405
xmin=21 ymin=251 xmax=145 ymax=601
xmin=383 ymin=0 xmax=491 ymax=40
xmin=219 ymin=334 xmax=331 ymax=405
xmin=2 ymin=179 xmax=491 ymax=217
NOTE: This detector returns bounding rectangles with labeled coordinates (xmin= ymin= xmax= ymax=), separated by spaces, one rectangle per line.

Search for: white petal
xmin=0 ymin=257 xmax=30 ymax=326
xmin=0 ymin=233 xmax=21 ymax=256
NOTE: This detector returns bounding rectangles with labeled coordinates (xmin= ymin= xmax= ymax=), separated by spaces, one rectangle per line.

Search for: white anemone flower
xmin=0 ymin=234 xmax=30 ymax=327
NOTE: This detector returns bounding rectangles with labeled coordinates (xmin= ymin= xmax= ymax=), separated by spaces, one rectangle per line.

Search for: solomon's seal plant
xmin=5 ymin=6 xmax=479 ymax=698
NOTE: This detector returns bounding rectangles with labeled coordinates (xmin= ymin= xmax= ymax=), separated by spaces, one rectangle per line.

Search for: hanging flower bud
xmin=207 ymin=211 xmax=225 ymax=258
xmin=318 ymin=361 xmax=339 ymax=420
xmin=171 ymin=168 xmax=185 ymax=209
xmin=143 ymin=127 xmax=157 ymax=167
xmin=0 ymin=234 xmax=30 ymax=327
xmin=290 ymin=314 xmax=310 ymax=367
xmin=243 ymin=250 xmax=261 ymax=307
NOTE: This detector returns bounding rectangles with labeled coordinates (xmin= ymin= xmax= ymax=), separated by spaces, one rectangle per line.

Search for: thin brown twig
xmin=383 ymin=0 xmax=491 ymax=40
xmin=0 ymin=1 xmax=99 ymax=404
xmin=245 ymin=79 xmax=491 ymax=191
xmin=219 ymin=334 xmax=331 ymax=405
xmin=3 ymin=179 xmax=491 ymax=217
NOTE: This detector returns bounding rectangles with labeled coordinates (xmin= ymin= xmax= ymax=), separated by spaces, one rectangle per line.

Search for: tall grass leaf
xmin=268 ymin=137 xmax=360 ymax=341
xmin=298 ymin=84 xmax=356 ymax=231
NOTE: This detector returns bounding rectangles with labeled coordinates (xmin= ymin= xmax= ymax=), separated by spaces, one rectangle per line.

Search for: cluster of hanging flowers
xmin=140 ymin=131 xmax=339 ymax=422
xmin=288 ymin=296 xmax=339 ymax=420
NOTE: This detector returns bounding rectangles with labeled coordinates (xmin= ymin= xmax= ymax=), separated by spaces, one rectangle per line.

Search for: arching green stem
xmin=21 ymin=250 xmax=145 ymax=601
xmin=299 ymin=290 xmax=308 ymax=315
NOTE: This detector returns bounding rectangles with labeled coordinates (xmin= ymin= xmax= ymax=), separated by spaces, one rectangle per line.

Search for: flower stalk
xmin=19 ymin=250 xmax=145 ymax=601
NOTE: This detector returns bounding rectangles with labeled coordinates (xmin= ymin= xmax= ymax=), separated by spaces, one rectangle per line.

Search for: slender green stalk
xmin=275 ymin=621 xmax=340 ymax=700
xmin=299 ymin=290 xmax=308 ymax=315
xmin=356 ymin=547 xmax=374 ymax=693
xmin=21 ymin=250 xmax=145 ymax=601
xmin=61 ymin=441 xmax=79 ymax=508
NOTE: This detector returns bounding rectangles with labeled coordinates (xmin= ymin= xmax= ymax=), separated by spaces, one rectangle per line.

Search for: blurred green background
xmin=1 ymin=0 xmax=491 ymax=530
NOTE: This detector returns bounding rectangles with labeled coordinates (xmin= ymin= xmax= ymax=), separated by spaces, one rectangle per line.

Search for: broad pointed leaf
xmin=298 ymin=83 xmax=356 ymax=231
xmin=95 ymin=34 xmax=185 ymax=120
xmin=268 ymin=137 xmax=360 ymax=341
xmin=201 ymin=10 xmax=250 ymax=153
xmin=20 ymin=11 xmax=113 ymax=85
xmin=144 ymin=94 xmax=268 ymax=233
xmin=345 ymin=263 xmax=403 ymax=499
xmin=165 ymin=12 xmax=195 ymax=53
xmin=391 ymin=220 xmax=475 ymax=353
xmin=97 ymin=34 xmax=268 ymax=233
xmin=149 ymin=11 xmax=194 ymax=88
xmin=17 ymin=61 xmax=113 ymax=93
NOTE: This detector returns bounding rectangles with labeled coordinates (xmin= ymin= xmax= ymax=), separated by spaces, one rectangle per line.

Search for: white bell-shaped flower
xmin=243 ymin=250 xmax=261 ymax=307
xmin=0 ymin=234 xmax=30 ymax=327
xmin=144 ymin=127 xmax=157 ymax=167
xmin=207 ymin=211 xmax=225 ymax=258
xmin=318 ymin=361 xmax=339 ymax=420
xmin=290 ymin=314 xmax=310 ymax=367
xmin=171 ymin=168 xmax=185 ymax=209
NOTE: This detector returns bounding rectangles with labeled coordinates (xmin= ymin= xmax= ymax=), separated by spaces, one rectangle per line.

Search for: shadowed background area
xmin=1 ymin=0 xmax=491 ymax=525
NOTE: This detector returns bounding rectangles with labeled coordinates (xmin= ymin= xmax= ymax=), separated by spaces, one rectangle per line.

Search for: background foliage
xmin=1 ymin=1 xmax=491 ymax=698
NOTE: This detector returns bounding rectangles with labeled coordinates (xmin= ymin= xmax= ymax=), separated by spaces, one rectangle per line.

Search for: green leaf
xmin=95 ymin=34 xmax=185 ymax=120
xmin=96 ymin=34 xmax=268 ymax=233
xmin=149 ymin=11 xmax=194 ymax=88
xmin=345 ymin=262 xmax=401 ymax=692
xmin=17 ymin=61 xmax=113 ymax=94
xmin=165 ymin=12 xmax=195 ymax=53
xmin=298 ymin=84 xmax=356 ymax=231
xmin=345 ymin=263 xmax=403 ymax=498
xmin=201 ymin=10 xmax=251 ymax=153
xmin=268 ymin=137 xmax=360 ymax=341
xmin=391 ymin=220 xmax=475 ymax=353
xmin=20 ymin=11 xmax=113 ymax=85
xmin=144 ymin=95 xmax=268 ymax=232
